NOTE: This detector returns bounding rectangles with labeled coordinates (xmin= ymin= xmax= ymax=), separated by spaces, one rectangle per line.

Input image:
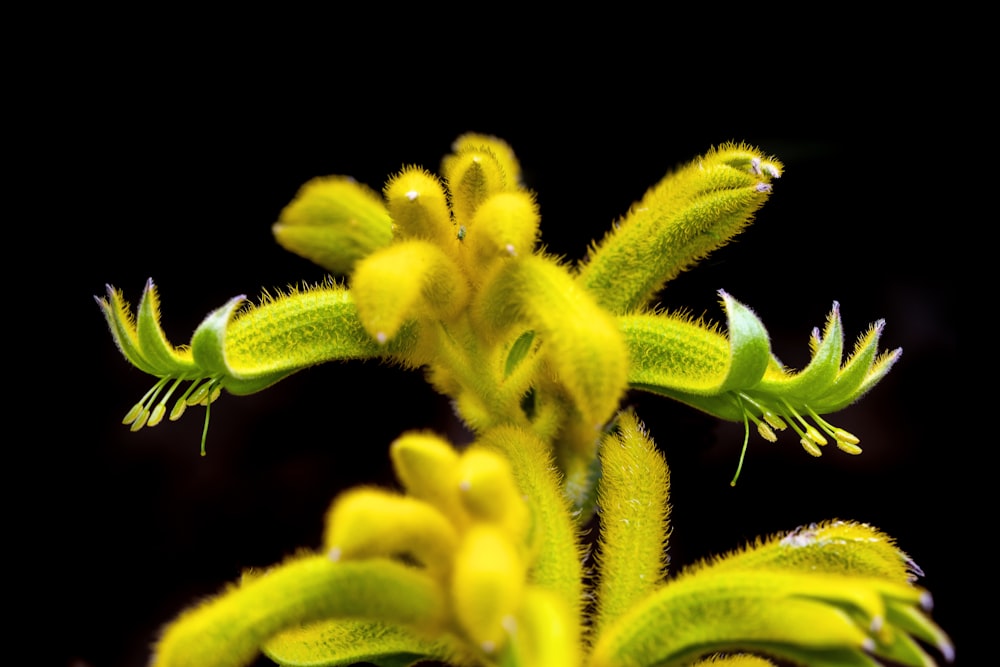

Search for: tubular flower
xmin=623 ymin=291 xmax=900 ymax=482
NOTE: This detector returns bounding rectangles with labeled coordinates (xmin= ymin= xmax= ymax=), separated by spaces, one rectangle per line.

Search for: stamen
xmin=186 ymin=379 xmax=214 ymax=406
xmin=123 ymin=401 xmax=145 ymax=426
xmin=148 ymin=377 xmax=185 ymax=427
xmin=779 ymin=398 xmax=814 ymax=442
xmin=804 ymin=406 xmax=859 ymax=451
xmin=762 ymin=410 xmax=787 ymax=431
xmin=147 ymin=403 xmax=167 ymax=428
xmin=125 ymin=377 xmax=171 ymax=430
xmin=837 ymin=441 xmax=863 ymax=455
xmin=832 ymin=427 xmax=860 ymax=446
xmin=756 ymin=421 xmax=777 ymax=442
xmin=130 ymin=407 xmax=151 ymax=432
xmin=800 ymin=437 xmax=822 ymax=457
xmin=804 ymin=425 xmax=828 ymax=447
xmin=737 ymin=393 xmax=784 ymax=442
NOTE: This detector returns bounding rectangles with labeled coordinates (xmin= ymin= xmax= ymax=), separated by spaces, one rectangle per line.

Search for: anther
xmin=832 ymin=427 xmax=860 ymax=445
xmin=836 ymin=441 xmax=863 ymax=455
xmin=147 ymin=403 xmax=167 ymax=427
xmin=804 ymin=425 xmax=828 ymax=447
xmin=756 ymin=421 xmax=777 ymax=442
xmin=800 ymin=438 xmax=822 ymax=457
xmin=123 ymin=402 xmax=144 ymax=425
xmin=762 ymin=410 xmax=787 ymax=430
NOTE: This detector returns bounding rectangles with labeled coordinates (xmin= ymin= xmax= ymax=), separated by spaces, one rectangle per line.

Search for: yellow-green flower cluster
xmin=100 ymin=135 xmax=952 ymax=667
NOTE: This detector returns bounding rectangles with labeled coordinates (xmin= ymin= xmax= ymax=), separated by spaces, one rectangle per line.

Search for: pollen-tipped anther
xmin=800 ymin=437 xmax=822 ymax=457
xmin=836 ymin=441 xmax=863 ymax=455
xmin=832 ymin=427 xmax=860 ymax=445
xmin=804 ymin=425 xmax=827 ymax=447
xmin=756 ymin=421 xmax=777 ymax=442
xmin=762 ymin=411 xmax=787 ymax=431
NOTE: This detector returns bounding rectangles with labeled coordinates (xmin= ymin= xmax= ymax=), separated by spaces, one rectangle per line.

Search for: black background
xmin=34 ymin=41 xmax=963 ymax=667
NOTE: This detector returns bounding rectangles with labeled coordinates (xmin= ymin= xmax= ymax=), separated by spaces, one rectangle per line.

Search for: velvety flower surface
xmin=100 ymin=136 xmax=950 ymax=667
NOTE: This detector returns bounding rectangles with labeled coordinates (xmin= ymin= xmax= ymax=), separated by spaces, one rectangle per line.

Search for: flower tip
xmin=375 ymin=331 xmax=388 ymax=345
xmin=920 ymin=590 xmax=934 ymax=611
xmin=861 ymin=637 xmax=876 ymax=653
xmin=755 ymin=182 xmax=772 ymax=193
xmin=328 ymin=546 xmax=342 ymax=562
xmin=870 ymin=615 xmax=883 ymax=633
xmin=940 ymin=639 xmax=956 ymax=663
